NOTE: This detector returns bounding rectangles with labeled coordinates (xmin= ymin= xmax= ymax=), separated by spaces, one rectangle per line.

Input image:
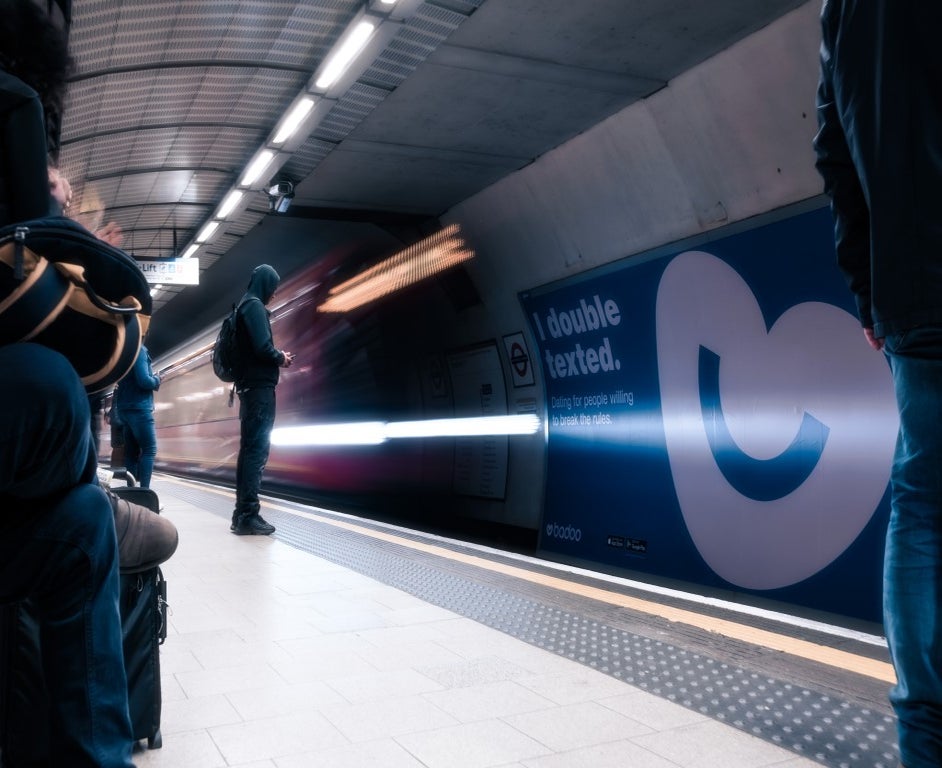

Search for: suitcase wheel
xmin=148 ymin=729 xmax=162 ymax=749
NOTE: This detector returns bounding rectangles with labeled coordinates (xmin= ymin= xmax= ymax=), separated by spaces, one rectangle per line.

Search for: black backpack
xmin=211 ymin=302 xmax=242 ymax=383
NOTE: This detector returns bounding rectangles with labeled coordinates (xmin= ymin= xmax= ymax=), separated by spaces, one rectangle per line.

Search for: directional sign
xmin=136 ymin=258 xmax=199 ymax=285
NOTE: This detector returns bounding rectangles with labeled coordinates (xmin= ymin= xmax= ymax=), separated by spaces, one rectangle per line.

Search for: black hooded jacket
xmin=0 ymin=70 xmax=52 ymax=227
xmin=0 ymin=343 xmax=96 ymax=506
xmin=813 ymin=0 xmax=942 ymax=338
xmin=235 ymin=264 xmax=285 ymax=389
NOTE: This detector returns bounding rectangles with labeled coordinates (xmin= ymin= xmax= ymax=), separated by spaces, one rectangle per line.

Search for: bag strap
xmin=13 ymin=226 xmax=28 ymax=281
xmin=0 ymin=245 xmax=74 ymax=344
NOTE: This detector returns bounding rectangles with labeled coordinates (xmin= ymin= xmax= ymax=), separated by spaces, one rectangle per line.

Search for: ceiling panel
xmin=53 ymin=0 xmax=807 ymax=348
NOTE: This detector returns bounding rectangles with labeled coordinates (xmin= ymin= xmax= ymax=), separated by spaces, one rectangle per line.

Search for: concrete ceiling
xmin=57 ymin=0 xmax=807 ymax=356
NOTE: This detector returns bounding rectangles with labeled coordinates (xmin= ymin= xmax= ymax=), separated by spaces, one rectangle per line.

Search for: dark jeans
xmin=122 ymin=408 xmax=157 ymax=487
xmin=883 ymin=326 xmax=942 ymax=768
xmin=235 ymin=386 xmax=276 ymax=518
xmin=0 ymin=485 xmax=134 ymax=767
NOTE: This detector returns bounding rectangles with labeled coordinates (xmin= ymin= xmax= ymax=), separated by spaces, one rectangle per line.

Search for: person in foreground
xmin=230 ymin=264 xmax=294 ymax=535
xmin=813 ymin=2 xmax=942 ymax=766
xmin=0 ymin=344 xmax=135 ymax=767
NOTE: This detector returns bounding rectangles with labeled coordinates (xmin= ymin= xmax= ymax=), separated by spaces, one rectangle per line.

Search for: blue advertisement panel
xmin=520 ymin=204 xmax=898 ymax=622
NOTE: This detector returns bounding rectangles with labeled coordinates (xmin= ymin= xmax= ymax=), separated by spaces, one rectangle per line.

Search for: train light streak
xmin=385 ymin=415 xmax=541 ymax=438
xmin=271 ymin=415 xmax=541 ymax=447
xmin=317 ymin=224 xmax=474 ymax=313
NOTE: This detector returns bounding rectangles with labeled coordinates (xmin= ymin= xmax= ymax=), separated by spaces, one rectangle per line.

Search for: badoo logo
xmin=545 ymin=522 xmax=582 ymax=542
xmin=655 ymin=251 xmax=898 ymax=589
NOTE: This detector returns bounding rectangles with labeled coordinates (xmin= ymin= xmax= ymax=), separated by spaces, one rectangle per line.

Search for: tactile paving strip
xmin=172 ymin=485 xmax=900 ymax=768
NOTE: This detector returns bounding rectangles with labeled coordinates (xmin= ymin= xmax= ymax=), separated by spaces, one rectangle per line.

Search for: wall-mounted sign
xmin=136 ymin=258 xmax=199 ymax=285
xmin=520 ymin=204 xmax=897 ymax=622
xmin=503 ymin=331 xmax=535 ymax=387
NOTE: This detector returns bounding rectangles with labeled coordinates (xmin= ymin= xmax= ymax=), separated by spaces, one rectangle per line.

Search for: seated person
xmin=0 ymin=343 xmax=135 ymax=767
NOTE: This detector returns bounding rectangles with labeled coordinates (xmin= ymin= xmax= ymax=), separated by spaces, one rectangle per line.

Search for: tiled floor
xmin=134 ymin=478 xmax=822 ymax=768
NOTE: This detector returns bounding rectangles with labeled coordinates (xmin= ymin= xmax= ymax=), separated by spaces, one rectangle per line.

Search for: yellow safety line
xmin=166 ymin=477 xmax=896 ymax=684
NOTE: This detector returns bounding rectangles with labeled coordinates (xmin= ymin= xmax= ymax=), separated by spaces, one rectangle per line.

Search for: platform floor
xmin=133 ymin=475 xmax=899 ymax=768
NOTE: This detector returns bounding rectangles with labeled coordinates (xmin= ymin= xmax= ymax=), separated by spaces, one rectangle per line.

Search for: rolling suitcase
xmin=109 ymin=470 xmax=158 ymax=513
xmin=120 ymin=567 xmax=167 ymax=750
xmin=0 ymin=483 xmax=168 ymax=760
xmin=111 ymin=478 xmax=167 ymax=751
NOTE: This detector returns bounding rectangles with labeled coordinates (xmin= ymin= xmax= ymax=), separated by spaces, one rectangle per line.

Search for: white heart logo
xmin=656 ymin=251 xmax=898 ymax=589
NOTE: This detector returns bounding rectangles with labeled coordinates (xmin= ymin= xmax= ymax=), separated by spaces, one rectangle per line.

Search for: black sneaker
xmin=232 ymin=514 xmax=275 ymax=536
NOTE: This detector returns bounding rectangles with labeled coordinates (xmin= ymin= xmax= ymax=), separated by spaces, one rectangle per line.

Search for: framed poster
xmin=446 ymin=342 xmax=508 ymax=499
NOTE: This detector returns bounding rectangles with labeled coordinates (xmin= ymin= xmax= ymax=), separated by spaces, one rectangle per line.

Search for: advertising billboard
xmin=520 ymin=203 xmax=898 ymax=622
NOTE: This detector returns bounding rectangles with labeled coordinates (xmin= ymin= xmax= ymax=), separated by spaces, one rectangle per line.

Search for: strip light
xmin=271 ymin=415 xmax=541 ymax=447
xmin=177 ymin=4 xmax=406 ymax=286
xmin=195 ymin=220 xmax=219 ymax=243
xmin=318 ymin=224 xmax=474 ymax=313
xmin=273 ymin=97 xmax=316 ymax=145
xmin=315 ymin=19 xmax=377 ymax=90
xmin=217 ymin=190 xmax=244 ymax=219
xmin=240 ymin=150 xmax=275 ymax=187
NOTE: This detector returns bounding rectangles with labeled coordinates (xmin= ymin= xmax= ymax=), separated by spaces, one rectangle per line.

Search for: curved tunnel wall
xmin=440 ymin=2 xmax=892 ymax=622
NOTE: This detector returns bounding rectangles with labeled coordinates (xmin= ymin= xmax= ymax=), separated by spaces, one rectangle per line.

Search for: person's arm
xmin=241 ymin=299 xmax=286 ymax=365
xmin=131 ymin=350 xmax=160 ymax=391
xmin=813 ymin=36 xmax=874 ymax=335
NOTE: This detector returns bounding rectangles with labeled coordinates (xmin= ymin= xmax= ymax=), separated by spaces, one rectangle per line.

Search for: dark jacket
xmin=114 ymin=345 xmax=160 ymax=413
xmin=813 ymin=0 xmax=942 ymax=338
xmin=0 ymin=70 xmax=52 ymax=227
xmin=235 ymin=264 xmax=285 ymax=389
xmin=0 ymin=343 xmax=96 ymax=504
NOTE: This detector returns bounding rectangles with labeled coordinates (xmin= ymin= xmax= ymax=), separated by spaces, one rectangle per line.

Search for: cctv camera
xmin=267 ymin=181 xmax=293 ymax=196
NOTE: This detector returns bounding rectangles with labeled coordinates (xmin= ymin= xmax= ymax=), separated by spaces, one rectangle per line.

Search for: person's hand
xmin=863 ymin=326 xmax=884 ymax=351
xmin=95 ymin=221 xmax=124 ymax=247
xmin=281 ymin=351 xmax=295 ymax=368
xmin=48 ymin=167 xmax=72 ymax=211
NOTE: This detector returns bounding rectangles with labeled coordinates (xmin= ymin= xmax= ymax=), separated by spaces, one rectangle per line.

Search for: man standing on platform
xmin=230 ymin=264 xmax=293 ymax=536
xmin=814 ymin=2 xmax=942 ymax=766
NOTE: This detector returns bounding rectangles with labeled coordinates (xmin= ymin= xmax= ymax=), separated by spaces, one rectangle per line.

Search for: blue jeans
xmin=0 ymin=484 xmax=134 ymax=767
xmin=234 ymin=386 xmax=276 ymax=518
xmin=122 ymin=408 xmax=157 ymax=487
xmin=884 ymin=326 xmax=942 ymax=768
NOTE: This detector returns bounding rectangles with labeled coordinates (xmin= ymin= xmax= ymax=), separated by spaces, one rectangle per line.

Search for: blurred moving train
xmin=103 ymin=3 xmax=898 ymax=628
xmin=144 ymin=235 xmax=483 ymax=520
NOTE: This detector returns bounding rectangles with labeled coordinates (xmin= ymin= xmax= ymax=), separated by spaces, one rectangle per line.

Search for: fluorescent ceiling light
xmin=272 ymin=97 xmax=316 ymax=145
xmin=315 ymin=19 xmax=376 ymax=90
xmin=217 ymin=190 xmax=244 ymax=219
xmin=195 ymin=220 xmax=219 ymax=243
xmin=241 ymin=150 xmax=275 ymax=187
xmin=181 ymin=244 xmax=199 ymax=259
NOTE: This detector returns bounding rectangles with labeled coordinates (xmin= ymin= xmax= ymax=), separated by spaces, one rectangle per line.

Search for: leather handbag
xmin=0 ymin=216 xmax=151 ymax=393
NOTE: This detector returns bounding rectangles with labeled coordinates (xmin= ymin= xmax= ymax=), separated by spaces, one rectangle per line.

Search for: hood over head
xmin=0 ymin=343 xmax=95 ymax=502
xmin=246 ymin=264 xmax=280 ymax=304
